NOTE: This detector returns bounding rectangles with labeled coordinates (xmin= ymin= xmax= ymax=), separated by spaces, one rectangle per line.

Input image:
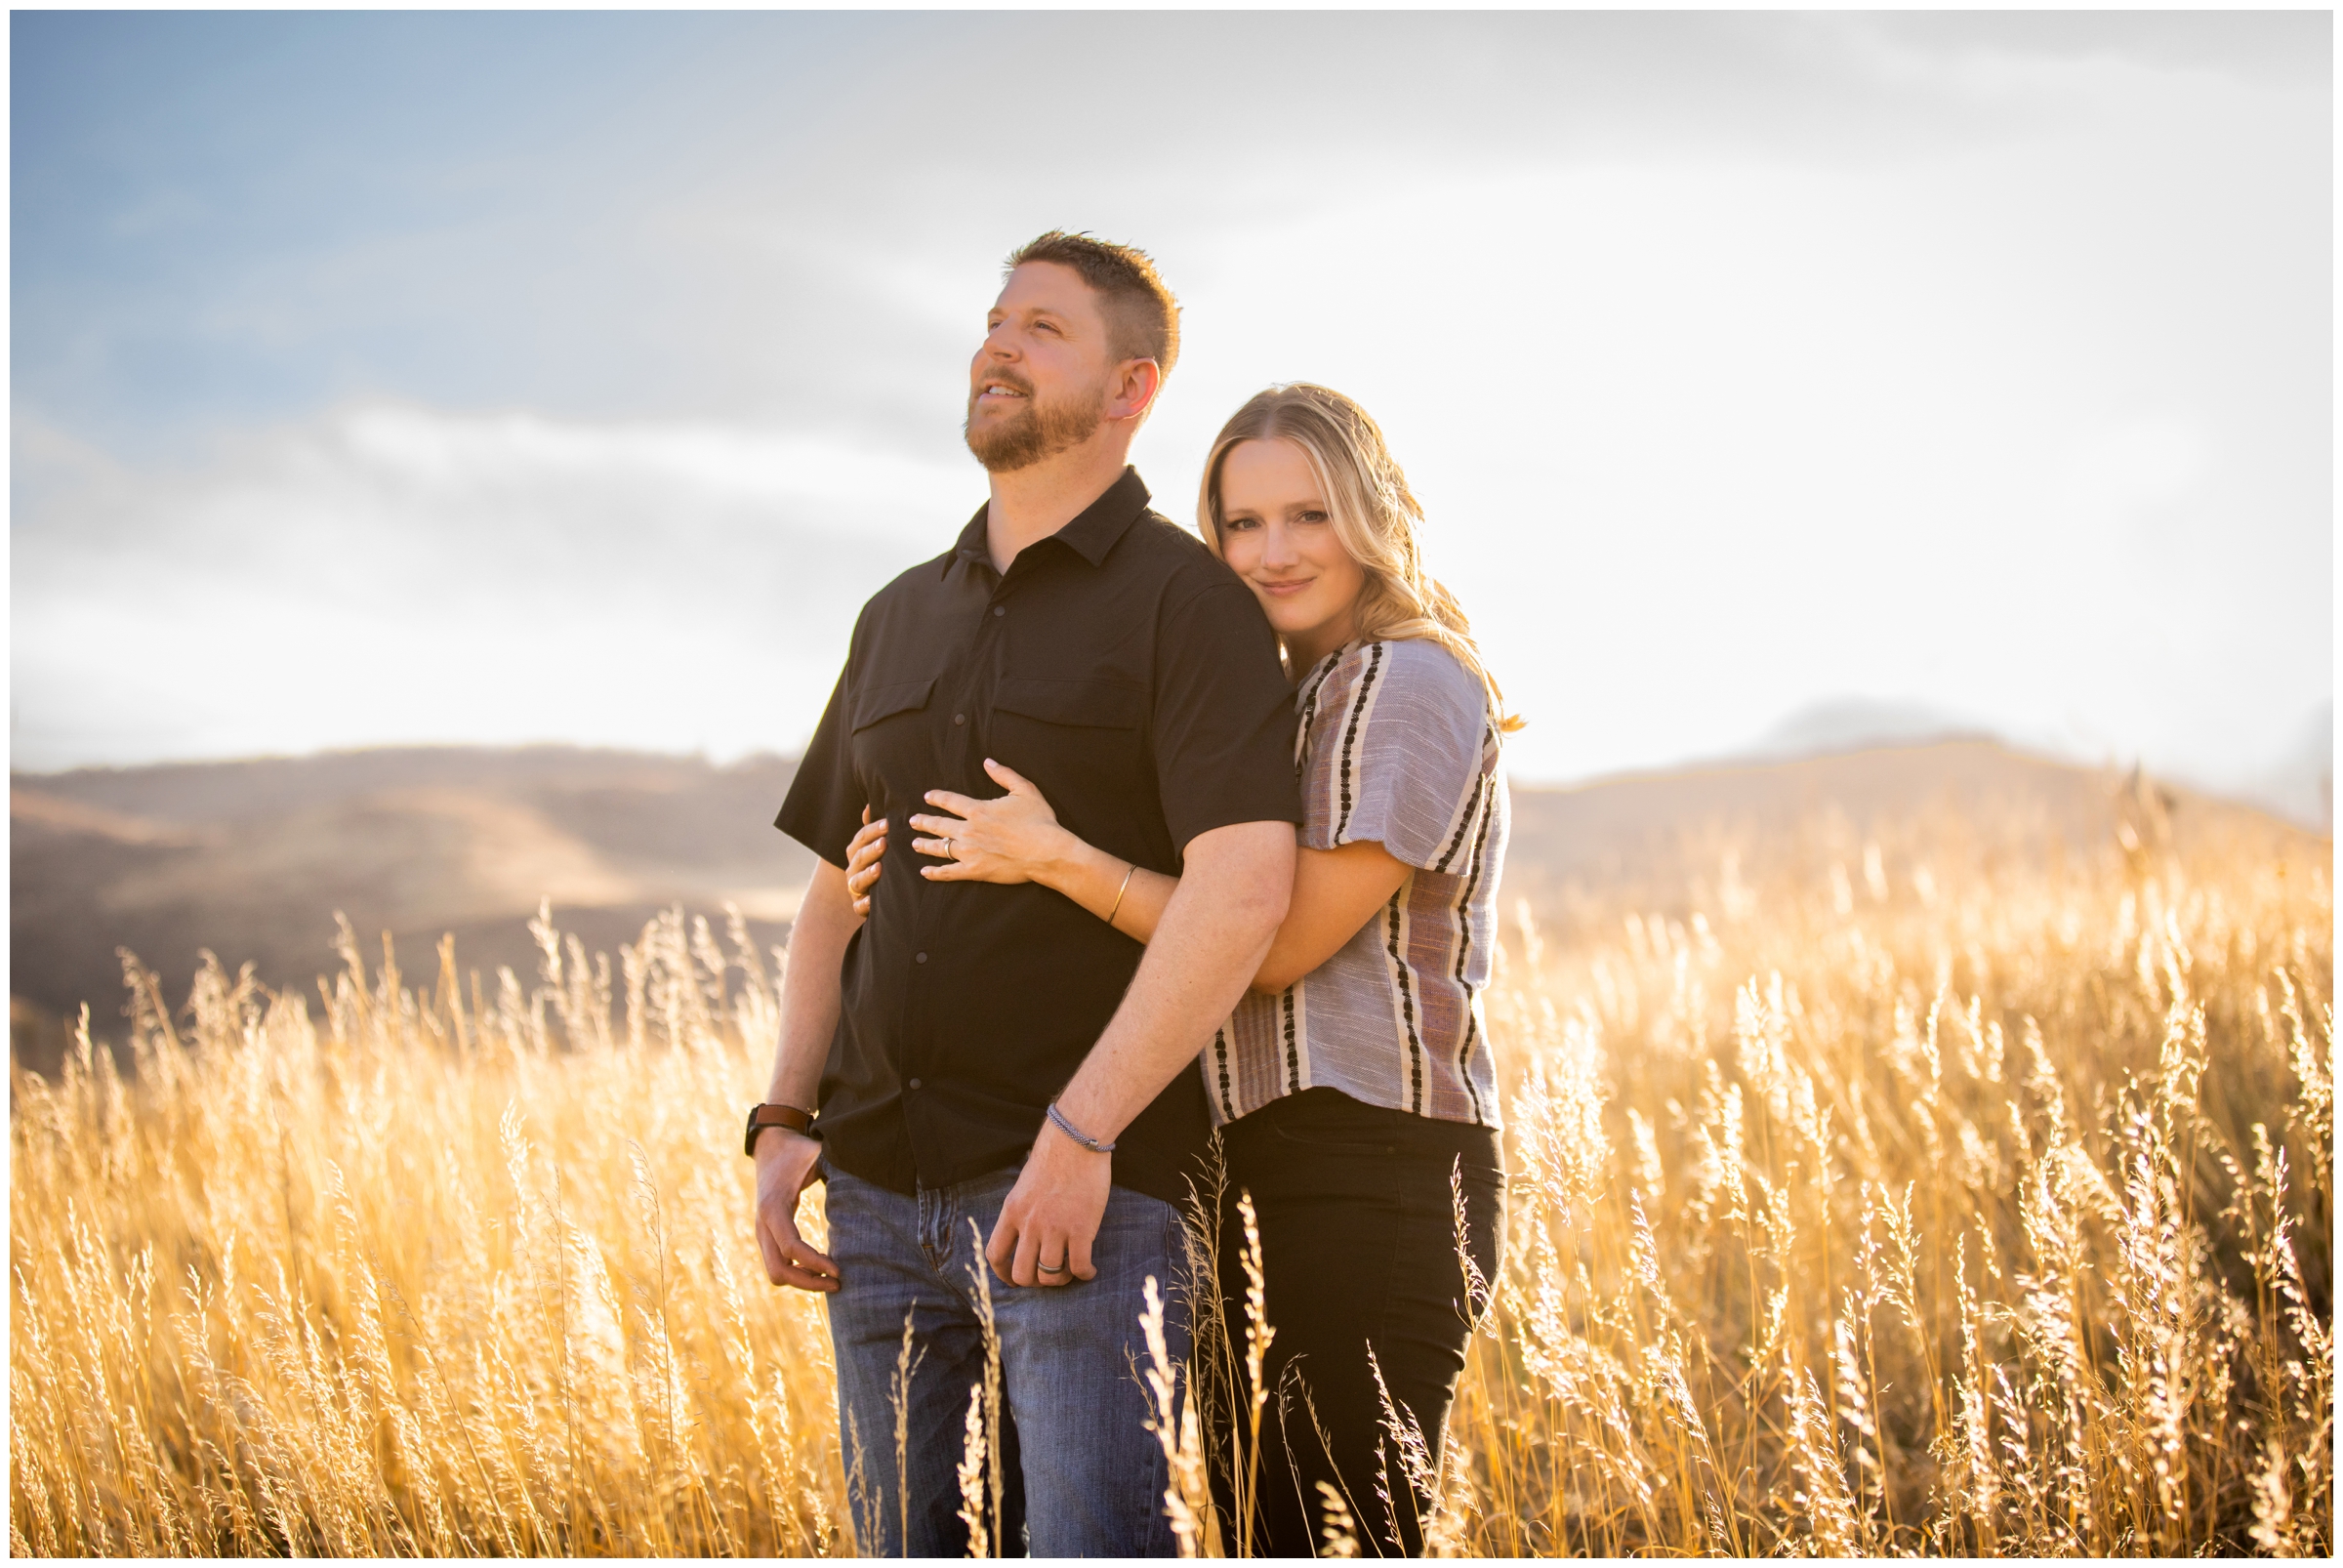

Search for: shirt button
xmin=915 ymin=951 xmax=928 ymax=964
xmin=908 ymin=1078 xmax=923 ymax=1091
xmin=993 ymin=605 xmax=1006 ymax=617
xmin=953 ymin=713 xmax=966 ymax=725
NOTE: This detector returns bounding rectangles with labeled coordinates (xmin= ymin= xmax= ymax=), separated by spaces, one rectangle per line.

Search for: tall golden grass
xmin=10 ymin=813 xmax=2331 ymax=1556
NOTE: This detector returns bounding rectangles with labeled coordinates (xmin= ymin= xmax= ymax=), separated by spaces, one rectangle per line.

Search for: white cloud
xmin=11 ymin=402 xmax=974 ymax=768
xmin=329 ymin=403 xmax=972 ymax=514
xmin=2055 ymin=418 xmax=2210 ymax=520
xmin=10 ymin=12 xmax=2328 ymax=797
xmin=1128 ymin=151 xmax=2326 ymax=791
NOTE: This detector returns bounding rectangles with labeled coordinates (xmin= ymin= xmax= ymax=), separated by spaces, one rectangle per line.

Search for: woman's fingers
xmin=911 ymin=836 xmax=982 ymax=881
xmin=902 ymin=788 xmax=1045 ymax=887
xmin=843 ymin=817 xmax=887 ymax=916
xmin=981 ymin=757 xmax=1038 ymax=795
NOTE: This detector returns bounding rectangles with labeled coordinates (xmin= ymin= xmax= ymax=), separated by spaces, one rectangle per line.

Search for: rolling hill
xmin=11 ymin=737 xmax=2323 ymax=1075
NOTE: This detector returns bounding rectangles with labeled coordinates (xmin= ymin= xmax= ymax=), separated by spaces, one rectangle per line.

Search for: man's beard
xmin=964 ymin=376 xmax=1109 ymax=473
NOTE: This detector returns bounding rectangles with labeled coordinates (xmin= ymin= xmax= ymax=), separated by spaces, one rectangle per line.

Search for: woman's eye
xmin=1297 ymin=511 xmax=1329 ymax=525
xmin=1223 ymin=516 xmax=1259 ymax=531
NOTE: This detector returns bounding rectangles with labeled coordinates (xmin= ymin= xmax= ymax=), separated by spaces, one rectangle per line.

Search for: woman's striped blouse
xmin=1205 ymin=638 xmax=1508 ymax=1130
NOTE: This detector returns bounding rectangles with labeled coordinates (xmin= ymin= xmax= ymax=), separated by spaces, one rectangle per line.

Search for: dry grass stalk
xmin=12 ymin=903 xmax=848 ymax=1555
xmin=1139 ymin=1275 xmax=1213 ymax=1557
xmin=1440 ymin=819 xmax=2331 ymax=1557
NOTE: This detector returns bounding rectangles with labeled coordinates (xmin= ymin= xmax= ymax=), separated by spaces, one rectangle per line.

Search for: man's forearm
xmin=1053 ymin=821 xmax=1294 ymax=1140
xmin=765 ymin=859 xmax=856 ymax=1108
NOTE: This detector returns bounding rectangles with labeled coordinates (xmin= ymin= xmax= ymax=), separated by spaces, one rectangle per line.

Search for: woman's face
xmin=1215 ymin=437 xmax=1369 ymax=664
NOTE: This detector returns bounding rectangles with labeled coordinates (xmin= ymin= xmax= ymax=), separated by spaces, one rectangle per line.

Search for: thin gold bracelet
xmin=1105 ymin=862 xmax=1137 ymax=927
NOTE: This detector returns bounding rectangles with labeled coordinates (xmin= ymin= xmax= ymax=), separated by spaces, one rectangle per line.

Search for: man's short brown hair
xmin=1006 ymin=231 xmax=1181 ymax=377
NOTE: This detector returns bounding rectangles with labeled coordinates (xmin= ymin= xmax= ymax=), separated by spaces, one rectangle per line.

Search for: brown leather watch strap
xmin=744 ymin=1102 xmax=816 ymax=1158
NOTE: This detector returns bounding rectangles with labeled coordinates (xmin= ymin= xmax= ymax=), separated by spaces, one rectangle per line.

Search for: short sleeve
xmin=1151 ymin=577 xmax=1303 ymax=855
xmin=1304 ymin=640 xmax=1490 ymax=871
xmin=775 ymin=663 xmax=867 ymax=869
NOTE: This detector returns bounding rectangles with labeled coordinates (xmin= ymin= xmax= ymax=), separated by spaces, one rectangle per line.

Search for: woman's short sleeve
xmin=1299 ymin=640 xmax=1494 ymax=871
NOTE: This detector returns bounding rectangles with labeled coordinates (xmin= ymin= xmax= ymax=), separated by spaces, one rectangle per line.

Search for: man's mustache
xmin=971 ymin=370 xmax=1036 ymax=401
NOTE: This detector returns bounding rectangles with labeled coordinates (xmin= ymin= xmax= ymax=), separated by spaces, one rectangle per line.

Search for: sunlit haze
xmin=12 ymin=12 xmax=2331 ymax=805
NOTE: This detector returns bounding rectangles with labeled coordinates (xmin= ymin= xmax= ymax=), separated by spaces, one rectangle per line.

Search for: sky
xmin=11 ymin=11 xmax=2333 ymax=803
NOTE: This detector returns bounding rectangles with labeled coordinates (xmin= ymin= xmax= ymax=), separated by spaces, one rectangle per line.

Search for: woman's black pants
xmin=1210 ymin=1089 xmax=1504 ymax=1558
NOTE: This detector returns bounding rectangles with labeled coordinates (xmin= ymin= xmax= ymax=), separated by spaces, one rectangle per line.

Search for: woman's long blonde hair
xmin=1197 ymin=383 xmax=1523 ymax=733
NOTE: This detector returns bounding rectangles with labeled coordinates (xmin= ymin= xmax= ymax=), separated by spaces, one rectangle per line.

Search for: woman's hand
xmin=910 ymin=759 xmax=1078 ymax=887
xmin=844 ymin=806 xmax=887 ymax=919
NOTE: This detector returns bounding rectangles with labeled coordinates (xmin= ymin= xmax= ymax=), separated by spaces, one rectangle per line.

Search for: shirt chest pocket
xmin=848 ymin=677 xmax=937 ymax=812
xmin=989 ymin=677 xmax=1151 ymax=831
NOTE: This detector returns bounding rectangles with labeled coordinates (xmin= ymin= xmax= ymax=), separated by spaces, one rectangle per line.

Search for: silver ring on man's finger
xmin=1038 ymin=1258 xmax=1071 ymax=1278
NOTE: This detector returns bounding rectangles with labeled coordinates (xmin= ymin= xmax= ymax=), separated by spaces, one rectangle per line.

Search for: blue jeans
xmin=821 ymin=1164 xmax=1189 ymax=1557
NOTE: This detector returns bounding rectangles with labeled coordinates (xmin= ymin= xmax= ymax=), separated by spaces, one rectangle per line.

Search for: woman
xmin=846 ymin=384 xmax=1513 ymax=1557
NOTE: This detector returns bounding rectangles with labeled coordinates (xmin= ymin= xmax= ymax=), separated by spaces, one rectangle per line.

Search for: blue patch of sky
xmin=11 ymin=10 xmax=888 ymax=452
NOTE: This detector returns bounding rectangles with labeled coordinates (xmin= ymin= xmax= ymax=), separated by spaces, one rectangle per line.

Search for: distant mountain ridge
xmin=12 ymin=737 xmax=2323 ymax=1073
xmin=11 ymin=747 xmax=813 ymax=1070
xmin=1721 ymin=695 xmax=2331 ymax=832
xmin=1739 ymin=698 xmax=1994 ymax=761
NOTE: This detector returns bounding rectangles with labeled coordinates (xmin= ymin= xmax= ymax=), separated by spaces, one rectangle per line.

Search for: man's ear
xmin=1106 ymin=358 xmax=1164 ymax=425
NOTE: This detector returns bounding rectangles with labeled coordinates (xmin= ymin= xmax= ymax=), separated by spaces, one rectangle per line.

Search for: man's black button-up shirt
xmin=775 ymin=468 xmax=1302 ymax=1207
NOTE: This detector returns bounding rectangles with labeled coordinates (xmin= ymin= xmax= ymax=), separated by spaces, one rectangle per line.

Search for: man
xmin=749 ymin=232 xmax=1300 ymax=1556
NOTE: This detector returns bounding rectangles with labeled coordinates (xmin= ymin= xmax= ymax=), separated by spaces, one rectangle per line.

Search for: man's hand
xmin=753 ymin=857 xmax=854 ymax=1292
xmin=754 ymin=1129 xmax=840 ymax=1292
xmin=985 ymin=1118 xmax=1108 ymax=1287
